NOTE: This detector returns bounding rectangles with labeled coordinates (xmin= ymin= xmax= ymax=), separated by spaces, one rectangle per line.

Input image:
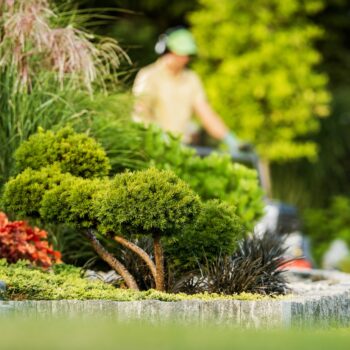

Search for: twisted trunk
xmin=114 ymin=235 xmax=157 ymax=284
xmin=85 ymin=230 xmax=139 ymax=291
xmin=153 ymin=233 xmax=165 ymax=291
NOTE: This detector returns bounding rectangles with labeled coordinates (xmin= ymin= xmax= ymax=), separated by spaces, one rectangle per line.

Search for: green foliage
xmin=14 ymin=127 xmax=111 ymax=178
xmin=1 ymin=165 xmax=72 ymax=218
xmin=271 ymin=87 xmax=350 ymax=209
xmin=0 ymin=1 xmax=126 ymax=187
xmin=303 ymin=196 xmax=350 ymax=265
xmin=96 ymin=168 xmax=201 ymax=236
xmin=193 ymin=234 xmax=288 ymax=295
xmin=140 ymin=125 xmax=264 ymax=229
xmin=0 ymin=67 xmax=91 ymax=186
xmin=165 ymin=200 xmax=245 ymax=271
xmin=40 ymin=177 xmax=109 ymax=229
xmin=0 ymin=260 xmax=269 ymax=301
xmin=190 ymin=0 xmax=331 ymax=161
xmin=180 ymin=156 xmax=264 ymax=228
xmin=87 ymin=93 xmax=147 ymax=173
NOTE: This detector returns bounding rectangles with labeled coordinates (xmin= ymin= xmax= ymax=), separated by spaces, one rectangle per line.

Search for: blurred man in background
xmin=132 ymin=27 xmax=242 ymax=153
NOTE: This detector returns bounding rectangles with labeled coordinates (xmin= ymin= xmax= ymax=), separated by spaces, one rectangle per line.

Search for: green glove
xmin=223 ymin=132 xmax=253 ymax=153
xmin=223 ymin=132 xmax=240 ymax=154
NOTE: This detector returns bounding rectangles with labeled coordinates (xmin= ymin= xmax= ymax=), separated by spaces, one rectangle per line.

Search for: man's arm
xmin=132 ymin=69 xmax=154 ymax=123
xmin=193 ymin=98 xmax=228 ymax=140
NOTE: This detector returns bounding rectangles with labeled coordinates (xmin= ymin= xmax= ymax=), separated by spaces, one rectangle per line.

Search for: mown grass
xmin=0 ymin=317 xmax=349 ymax=350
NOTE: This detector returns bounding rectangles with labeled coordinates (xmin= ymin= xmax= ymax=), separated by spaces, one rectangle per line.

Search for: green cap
xmin=167 ymin=29 xmax=197 ymax=56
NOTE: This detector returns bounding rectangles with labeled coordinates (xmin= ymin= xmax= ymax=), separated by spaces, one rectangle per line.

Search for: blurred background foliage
xmin=73 ymin=0 xmax=350 ymax=248
xmin=74 ymin=0 xmax=350 ymax=205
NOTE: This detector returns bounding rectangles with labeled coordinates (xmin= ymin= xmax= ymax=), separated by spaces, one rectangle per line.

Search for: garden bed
xmin=1 ymin=263 xmax=350 ymax=328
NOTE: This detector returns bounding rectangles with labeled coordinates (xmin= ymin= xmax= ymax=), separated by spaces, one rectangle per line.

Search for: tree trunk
xmin=153 ymin=233 xmax=165 ymax=291
xmin=85 ymin=230 xmax=139 ymax=291
xmin=114 ymin=235 xmax=157 ymax=284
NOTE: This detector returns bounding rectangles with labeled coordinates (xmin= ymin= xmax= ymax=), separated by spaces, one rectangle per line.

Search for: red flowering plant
xmin=0 ymin=212 xmax=61 ymax=268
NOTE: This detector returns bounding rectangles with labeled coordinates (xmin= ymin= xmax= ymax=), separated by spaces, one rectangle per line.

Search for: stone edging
xmin=1 ymin=270 xmax=350 ymax=327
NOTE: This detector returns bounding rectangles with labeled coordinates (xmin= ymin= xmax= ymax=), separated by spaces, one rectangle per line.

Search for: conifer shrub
xmin=1 ymin=165 xmax=72 ymax=218
xmin=95 ymin=167 xmax=201 ymax=291
xmin=96 ymin=168 xmax=201 ymax=236
xmin=14 ymin=127 xmax=111 ymax=178
xmin=165 ymin=200 xmax=246 ymax=271
xmin=40 ymin=177 xmax=110 ymax=229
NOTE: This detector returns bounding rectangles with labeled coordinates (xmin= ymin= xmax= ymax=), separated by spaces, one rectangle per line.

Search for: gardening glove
xmin=223 ymin=132 xmax=253 ymax=154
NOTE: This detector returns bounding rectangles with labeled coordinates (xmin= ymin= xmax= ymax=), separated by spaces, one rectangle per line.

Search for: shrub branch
xmin=114 ymin=235 xmax=157 ymax=284
xmin=85 ymin=229 xmax=139 ymax=291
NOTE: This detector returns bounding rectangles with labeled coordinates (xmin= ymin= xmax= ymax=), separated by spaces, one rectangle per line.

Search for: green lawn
xmin=0 ymin=317 xmax=349 ymax=350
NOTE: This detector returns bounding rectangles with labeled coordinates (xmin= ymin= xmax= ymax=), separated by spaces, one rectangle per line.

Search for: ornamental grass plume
xmin=0 ymin=0 xmax=129 ymax=185
xmin=0 ymin=0 xmax=127 ymax=92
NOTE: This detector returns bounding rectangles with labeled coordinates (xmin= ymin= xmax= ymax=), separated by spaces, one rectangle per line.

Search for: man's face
xmin=168 ymin=52 xmax=190 ymax=70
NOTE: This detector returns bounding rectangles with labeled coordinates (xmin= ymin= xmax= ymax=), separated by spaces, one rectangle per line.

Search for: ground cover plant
xmin=0 ymin=260 xmax=270 ymax=302
xmin=166 ymin=232 xmax=289 ymax=295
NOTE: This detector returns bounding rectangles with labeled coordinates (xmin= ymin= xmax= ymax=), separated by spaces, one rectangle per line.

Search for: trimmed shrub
xmin=14 ymin=127 xmax=111 ymax=178
xmin=1 ymin=165 xmax=72 ymax=218
xmin=95 ymin=167 xmax=201 ymax=291
xmin=96 ymin=168 xmax=201 ymax=236
xmin=40 ymin=177 xmax=110 ymax=229
xmin=165 ymin=200 xmax=246 ymax=271
xmin=0 ymin=212 xmax=61 ymax=267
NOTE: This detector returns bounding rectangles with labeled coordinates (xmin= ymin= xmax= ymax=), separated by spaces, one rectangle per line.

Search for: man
xmin=132 ymin=27 xmax=242 ymax=152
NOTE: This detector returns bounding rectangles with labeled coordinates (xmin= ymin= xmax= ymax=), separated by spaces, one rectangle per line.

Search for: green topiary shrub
xmin=96 ymin=168 xmax=201 ymax=236
xmin=14 ymin=127 xmax=111 ymax=178
xmin=1 ymin=165 xmax=72 ymax=218
xmin=165 ymin=200 xmax=245 ymax=271
xmin=96 ymin=167 xmax=201 ymax=291
xmin=40 ymin=177 xmax=110 ymax=229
